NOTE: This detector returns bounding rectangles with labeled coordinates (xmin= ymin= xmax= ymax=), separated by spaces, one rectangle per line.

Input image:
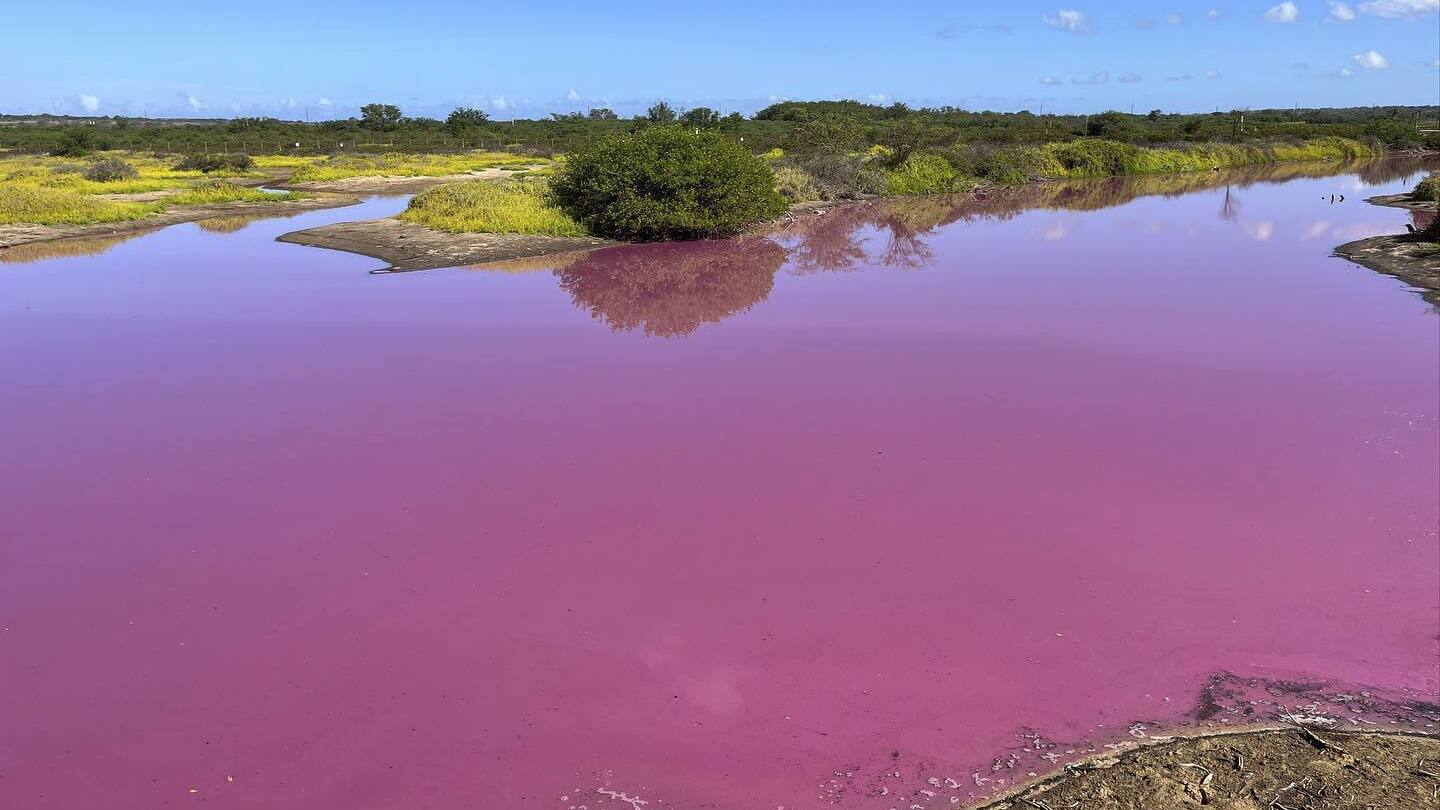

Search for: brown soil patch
xmin=275 ymin=217 xmax=613 ymax=271
xmin=1334 ymin=235 xmax=1440 ymax=306
xmin=977 ymin=727 xmax=1439 ymax=809
xmin=0 ymin=194 xmax=360 ymax=251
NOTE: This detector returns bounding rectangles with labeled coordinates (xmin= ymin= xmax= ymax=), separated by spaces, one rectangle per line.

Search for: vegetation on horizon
xmin=3 ymin=102 xmax=1432 ymax=158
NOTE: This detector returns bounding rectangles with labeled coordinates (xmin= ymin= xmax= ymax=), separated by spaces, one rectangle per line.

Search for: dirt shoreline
xmin=1333 ymin=193 xmax=1440 ymax=306
xmin=974 ymin=726 xmax=1439 ymax=809
xmin=276 ymin=217 xmax=615 ymax=272
xmin=0 ymin=192 xmax=360 ymax=250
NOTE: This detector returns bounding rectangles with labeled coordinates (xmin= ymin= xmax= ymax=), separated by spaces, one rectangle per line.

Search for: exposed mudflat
xmin=276 ymin=215 xmax=614 ymax=270
xmin=978 ymin=728 xmax=1439 ymax=809
xmin=1366 ymin=192 xmax=1439 ymax=213
xmin=1333 ymin=192 xmax=1440 ymax=306
xmin=1335 ymin=234 xmax=1440 ymax=304
xmin=0 ymin=193 xmax=359 ymax=250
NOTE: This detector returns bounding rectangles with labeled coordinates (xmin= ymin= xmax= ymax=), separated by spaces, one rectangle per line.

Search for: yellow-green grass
xmin=1 ymin=159 xmax=306 ymax=227
xmin=0 ymin=185 xmax=161 ymax=226
xmin=288 ymin=151 xmax=546 ymax=183
xmin=400 ymin=179 xmax=586 ymax=237
xmin=164 ymin=181 xmax=304 ymax=206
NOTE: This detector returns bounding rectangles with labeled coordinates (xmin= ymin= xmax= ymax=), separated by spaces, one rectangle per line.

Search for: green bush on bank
xmin=549 ymin=126 xmax=788 ymax=241
xmin=885 ymin=153 xmax=978 ymax=195
xmin=1412 ymin=173 xmax=1440 ymax=202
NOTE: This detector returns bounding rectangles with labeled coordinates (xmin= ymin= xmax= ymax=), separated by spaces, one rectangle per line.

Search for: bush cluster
xmin=549 ymin=126 xmax=787 ymax=240
xmin=1412 ymin=173 xmax=1440 ymax=202
xmin=174 ymin=153 xmax=255 ymax=173
xmin=83 ymin=158 xmax=139 ymax=182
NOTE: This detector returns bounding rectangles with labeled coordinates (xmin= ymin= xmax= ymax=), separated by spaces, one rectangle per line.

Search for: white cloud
xmin=1118 ymin=72 xmax=1143 ymax=83
xmin=1043 ymin=9 xmax=1093 ymax=33
xmin=1072 ymin=70 xmax=1110 ymax=84
xmin=1357 ymin=0 xmax=1438 ymax=18
xmin=1039 ymin=76 xmax=1063 ymax=85
xmin=1353 ymin=49 xmax=1391 ymax=68
xmin=489 ymin=95 xmax=509 ymax=111
xmin=1329 ymin=1 xmax=1357 ymax=18
xmin=1205 ymin=69 xmax=1223 ymax=79
xmin=316 ymin=97 xmax=334 ymax=108
xmin=867 ymin=92 xmax=889 ymax=103
xmin=1242 ymin=220 xmax=1276 ymax=241
xmin=1165 ymin=73 xmax=1196 ymax=81
xmin=565 ymin=88 xmax=581 ymax=102
xmin=1040 ymin=218 xmax=1075 ymax=240
xmin=77 ymin=94 xmax=99 ymax=113
xmin=1166 ymin=12 xmax=1184 ymax=23
xmin=1207 ymin=7 xmax=1223 ymax=18
xmin=1264 ymin=1 xmax=1300 ymax=21
xmin=181 ymin=92 xmax=204 ymax=112
xmin=1135 ymin=16 xmax=1157 ymax=28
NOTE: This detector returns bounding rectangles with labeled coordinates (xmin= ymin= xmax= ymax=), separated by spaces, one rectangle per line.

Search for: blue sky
xmin=3 ymin=0 xmax=1436 ymax=119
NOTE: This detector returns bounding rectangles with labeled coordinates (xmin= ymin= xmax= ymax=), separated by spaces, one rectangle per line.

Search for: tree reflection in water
xmin=554 ymin=238 xmax=785 ymax=337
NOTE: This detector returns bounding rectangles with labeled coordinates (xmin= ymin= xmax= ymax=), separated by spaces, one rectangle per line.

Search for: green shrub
xmin=548 ymin=126 xmax=788 ymax=240
xmin=1046 ymin=139 xmax=1141 ymax=177
xmin=885 ymin=153 xmax=978 ymax=195
xmin=786 ymin=153 xmax=887 ymax=200
xmin=773 ymin=165 xmax=822 ymax=203
xmin=83 ymin=158 xmax=139 ymax=182
xmin=1411 ymin=173 xmax=1440 ymax=202
xmin=975 ymin=146 xmax=1065 ymax=184
xmin=174 ymin=153 xmax=255 ymax=173
xmin=50 ymin=129 xmax=96 ymax=158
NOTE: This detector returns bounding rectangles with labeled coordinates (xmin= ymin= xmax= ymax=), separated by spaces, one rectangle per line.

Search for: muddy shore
xmin=1334 ymin=193 xmax=1440 ymax=306
xmin=0 ymin=193 xmax=360 ymax=250
xmin=276 ymin=216 xmax=614 ymax=272
xmin=977 ymin=727 xmax=1439 ymax=809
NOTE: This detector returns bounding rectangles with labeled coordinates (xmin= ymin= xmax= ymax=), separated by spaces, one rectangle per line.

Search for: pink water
xmin=2 ymin=161 xmax=1437 ymax=810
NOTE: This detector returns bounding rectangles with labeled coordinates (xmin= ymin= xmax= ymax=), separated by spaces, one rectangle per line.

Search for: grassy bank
xmin=288 ymin=151 xmax=545 ymax=183
xmin=0 ymin=152 xmax=303 ymax=227
xmin=399 ymin=179 xmax=585 ymax=236
xmin=778 ymin=136 xmax=1379 ymax=200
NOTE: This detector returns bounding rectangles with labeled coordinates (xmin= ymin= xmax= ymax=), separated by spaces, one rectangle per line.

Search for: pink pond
xmin=1 ymin=160 xmax=1437 ymax=810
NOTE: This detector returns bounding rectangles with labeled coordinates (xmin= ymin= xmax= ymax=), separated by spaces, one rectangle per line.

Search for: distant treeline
xmin=1 ymin=101 xmax=1436 ymax=156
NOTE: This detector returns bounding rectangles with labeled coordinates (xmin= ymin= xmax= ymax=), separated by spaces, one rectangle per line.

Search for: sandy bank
xmin=276 ymin=216 xmax=614 ymax=271
xmin=977 ymin=727 xmax=1438 ymax=809
xmin=0 ymin=193 xmax=360 ymax=251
